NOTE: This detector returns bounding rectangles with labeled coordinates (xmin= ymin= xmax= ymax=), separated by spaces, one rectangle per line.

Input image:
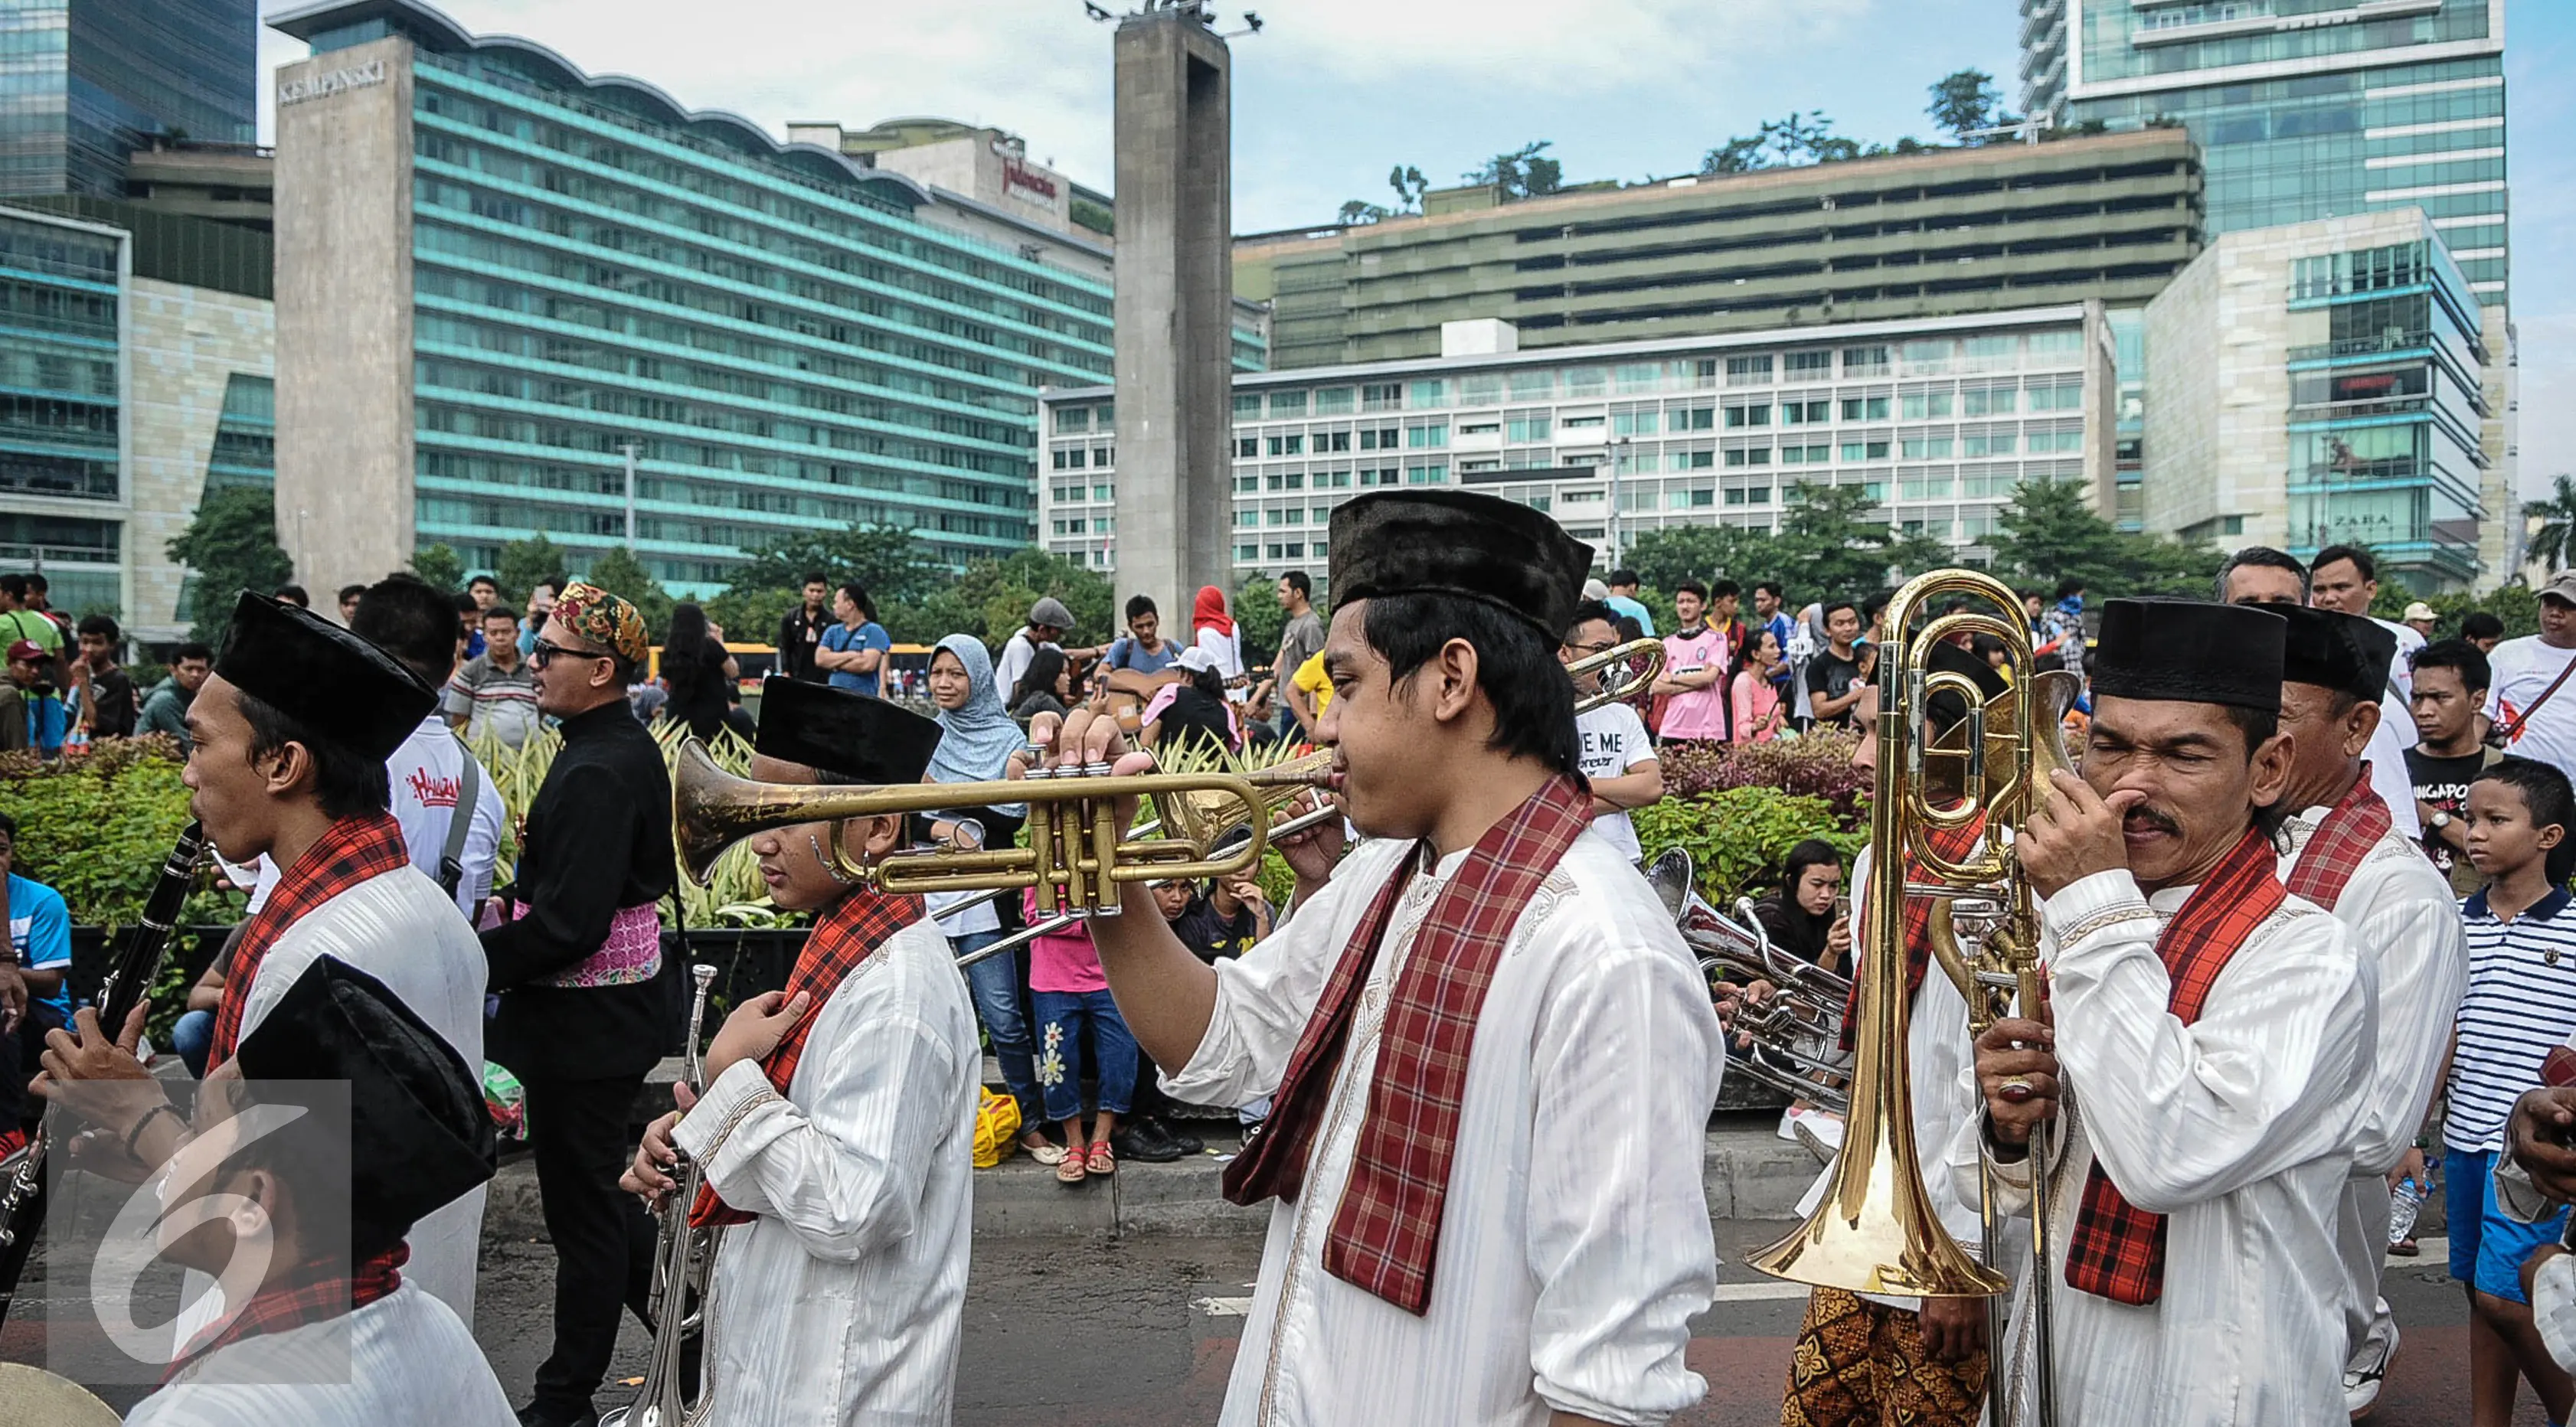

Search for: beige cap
xmin=2402 ymin=602 xmax=2437 ymax=622
xmin=2546 ymin=571 xmax=2576 ymax=606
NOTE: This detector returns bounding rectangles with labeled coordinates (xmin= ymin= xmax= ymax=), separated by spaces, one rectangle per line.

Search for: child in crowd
xmin=2447 ymin=756 xmax=2576 ymax=1427
xmin=1152 ymin=870 xmax=1275 ymax=1130
xmin=1023 ymin=887 xmax=1141 ymax=1184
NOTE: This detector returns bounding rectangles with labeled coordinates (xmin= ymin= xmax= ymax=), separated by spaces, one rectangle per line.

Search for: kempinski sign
xmin=279 ymin=59 xmax=387 ymax=106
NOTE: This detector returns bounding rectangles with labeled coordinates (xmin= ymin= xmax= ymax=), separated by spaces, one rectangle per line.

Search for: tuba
xmin=606 ymin=964 xmax=721 ymax=1427
xmin=1647 ymin=848 xmax=1852 ymax=1110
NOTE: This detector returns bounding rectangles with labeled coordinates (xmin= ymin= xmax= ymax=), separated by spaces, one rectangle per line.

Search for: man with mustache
xmin=2269 ymin=606 xmax=2468 ymax=1416
xmin=624 ymin=677 xmax=979 ymax=1426
xmin=1031 ymin=488 xmax=1724 ymax=1426
xmin=1962 ymin=599 xmax=2375 ymax=1425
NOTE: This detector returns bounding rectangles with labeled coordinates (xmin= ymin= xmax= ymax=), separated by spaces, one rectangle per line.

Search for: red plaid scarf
xmin=690 ymin=888 xmax=924 ymax=1228
xmin=1221 ymin=775 xmax=1592 ymax=1314
xmin=2282 ymin=766 xmax=2393 ymax=913
xmin=208 ymin=813 xmax=410 ymax=1070
xmin=163 ymin=1243 xmax=407 ymax=1384
xmin=1838 ymin=814 xmax=1986 ymax=1052
xmin=2062 ymin=825 xmax=2283 ymax=1306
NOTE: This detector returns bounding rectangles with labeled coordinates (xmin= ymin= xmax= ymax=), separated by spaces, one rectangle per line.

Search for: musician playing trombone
xmin=1959 ymin=599 xmax=2375 ymax=1425
xmin=623 ymin=678 xmax=980 ymax=1427
xmin=1561 ymin=597 xmax=1664 ymax=864
xmin=1031 ymin=489 xmax=1724 ymax=1427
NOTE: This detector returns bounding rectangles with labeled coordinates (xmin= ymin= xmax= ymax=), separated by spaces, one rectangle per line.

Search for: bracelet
xmin=123 ymin=1102 xmax=181 ymax=1162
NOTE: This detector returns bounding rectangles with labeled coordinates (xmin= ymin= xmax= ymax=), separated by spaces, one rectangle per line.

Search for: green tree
xmin=1928 ymin=68 xmax=2007 ymax=142
xmin=407 ymin=543 xmax=466 ymax=593
xmin=580 ymin=547 xmax=675 ymax=643
xmin=904 ymin=550 xmax=1111 ymax=651
xmin=1463 ymin=141 xmax=1564 ymax=200
xmin=2526 ymin=474 xmax=2576 ymax=575
xmin=1337 ymin=200 xmax=1392 ymax=225
xmin=1621 ymin=524 xmax=1782 ymax=591
xmin=1986 ymin=478 xmax=2221 ymax=598
xmin=1234 ymin=573 xmax=1288 ymax=665
xmin=496 ymin=534 xmax=570 ymax=606
xmin=722 ymin=524 xmax=944 ymax=611
xmin=1388 ymin=164 xmax=1429 ymax=213
xmin=1773 ymin=482 xmax=1947 ymax=595
xmin=165 ymin=485 xmax=295 ymax=644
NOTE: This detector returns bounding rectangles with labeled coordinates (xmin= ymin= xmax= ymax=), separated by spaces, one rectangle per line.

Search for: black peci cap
xmin=214 ymin=590 xmax=438 ymax=760
xmin=1328 ymin=489 xmax=1594 ymax=638
xmin=752 ymin=675 xmax=945 ymax=785
xmin=2277 ymin=606 xmax=2398 ymax=705
xmin=2090 ymin=598 xmax=2288 ymax=714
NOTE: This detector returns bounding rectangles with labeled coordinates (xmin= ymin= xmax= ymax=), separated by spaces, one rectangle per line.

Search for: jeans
xmin=955 ymin=930 xmax=1042 ymax=1124
xmin=169 ymin=1007 xmax=214 ymax=1080
xmin=1031 ymin=988 xmax=1139 ymax=1124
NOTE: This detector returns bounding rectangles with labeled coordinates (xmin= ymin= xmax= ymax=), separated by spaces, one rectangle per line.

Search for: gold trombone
xmin=673 ymin=738 xmax=1332 ymax=918
xmin=1567 ymin=635 xmax=1664 ymax=714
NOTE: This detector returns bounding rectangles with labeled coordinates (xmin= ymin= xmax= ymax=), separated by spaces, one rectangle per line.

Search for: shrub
xmin=1633 ymin=786 xmax=1865 ymax=909
xmin=0 ymin=736 xmax=243 ymax=930
xmin=1659 ymin=732 xmax=1868 ymax=823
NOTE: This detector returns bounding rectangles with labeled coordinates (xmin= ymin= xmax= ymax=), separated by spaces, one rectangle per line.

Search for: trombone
xmin=1567 ymin=635 xmax=1664 ymax=714
xmin=674 ymin=740 xmax=1334 ymax=919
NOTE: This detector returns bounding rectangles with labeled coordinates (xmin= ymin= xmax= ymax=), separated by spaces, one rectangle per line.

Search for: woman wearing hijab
xmin=1191 ymin=585 xmax=1244 ymax=693
xmin=924 ymin=633 xmax=1051 ymax=1156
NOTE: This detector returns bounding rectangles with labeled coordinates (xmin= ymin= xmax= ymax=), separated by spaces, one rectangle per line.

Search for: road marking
xmin=1711 ymin=1281 xmax=1813 ymax=1303
xmin=1195 ymin=1295 xmax=1254 ymax=1317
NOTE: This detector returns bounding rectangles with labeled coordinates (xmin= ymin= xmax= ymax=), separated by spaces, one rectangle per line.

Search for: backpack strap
xmin=440 ymin=736 xmax=482 ymax=899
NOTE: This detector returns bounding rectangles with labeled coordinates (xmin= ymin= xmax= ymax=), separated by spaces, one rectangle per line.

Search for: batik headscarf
xmin=927 ymin=633 xmax=1024 ymax=816
xmin=551 ymin=581 xmax=651 ymax=667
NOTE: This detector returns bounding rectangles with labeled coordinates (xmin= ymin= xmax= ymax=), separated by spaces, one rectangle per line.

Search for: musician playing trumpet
xmin=623 ymin=678 xmax=981 ymax=1427
xmin=1960 ymin=599 xmax=2374 ymax=1425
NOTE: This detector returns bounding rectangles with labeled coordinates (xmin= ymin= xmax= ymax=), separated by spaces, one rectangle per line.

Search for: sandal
xmin=1023 ymin=1132 xmax=1067 ymax=1167
xmin=1056 ymin=1147 xmax=1088 ymax=1184
xmin=1086 ymin=1140 xmax=1116 ymax=1177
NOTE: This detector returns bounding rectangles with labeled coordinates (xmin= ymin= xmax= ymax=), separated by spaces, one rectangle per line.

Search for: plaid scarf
xmin=208 ymin=813 xmax=410 ymax=1070
xmin=1221 ymin=776 xmax=1591 ymax=1315
xmin=2282 ymin=766 xmax=2393 ymax=914
xmin=163 ymin=1243 xmax=407 ymax=1384
xmin=2062 ymin=825 xmax=2283 ymax=1306
xmin=1838 ymin=813 xmax=1986 ymax=1052
xmin=690 ymin=888 xmax=924 ymax=1228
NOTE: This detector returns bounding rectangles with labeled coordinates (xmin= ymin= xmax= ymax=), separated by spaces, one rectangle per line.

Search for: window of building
xmin=1899 ymin=340 xmax=1955 ymax=375
xmin=1784 ymin=351 xmax=1832 ymax=378
xmin=1963 ymin=335 xmax=2019 ymax=371
xmin=1267 ymin=434 xmax=1305 ymax=456
xmin=1234 ymin=436 xmax=1258 ymax=458
xmin=1564 ymin=367 xmax=1608 ymax=398
xmin=1092 ymin=445 xmax=1113 ymax=466
xmin=1234 ymin=508 xmax=1257 ymax=527
xmin=1269 ymin=390 xmax=1308 ymax=417
xmin=1901 ymin=435 xmax=1956 ymax=459
xmin=1461 ymin=373 xmax=1505 ymax=406
xmin=1406 ymin=423 xmax=1448 ymax=449
xmin=1725 ymin=354 xmax=1774 ymax=384
xmin=1313 ymin=386 xmax=1355 ymax=415
xmin=1506 ymin=413 xmax=1551 ymax=442
xmin=1509 ymin=369 xmax=1557 ymax=401
xmin=1672 ymin=406 xmax=1715 ymax=431
xmin=1962 ymin=387 xmax=2017 ymax=417
xmin=1900 ymin=391 xmax=1954 ymax=420
xmin=1780 ymin=400 xmax=1831 ymax=425
xmin=1270 ymin=507 xmax=1301 ymax=525
xmin=1234 ymin=393 xmax=1262 ymax=418
xmin=1093 ymin=483 xmax=1113 ymax=501
xmin=1677 ymin=449 xmax=1715 ymax=469
xmin=1407 ymin=379 xmax=1447 ymax=409
xmin=1358 ymin=427 xmax=1400 ymax=449
xmin=1322 ymin=469 xmax=1353 ymax=488
xmin=1724 ymin=447 xmax=1773 ymax=467
xmin=1406 ymin=463 xmax=1448 ymax=484
xmin=1843 ymin=345 xmax=1891 ymax=377
xmin=1780 ymin=443 xmax=1833 ymax=464
xmin=1840 ymin=439 xmax=1891 ymax=462
xmin=1613 ymin=410 xmax=1659 ymax=437
xmin=2026 ymin=330 xmax=2084 ymax=358
xmin=2027 ymin=428 xmax=2084 ymax=454
xmin=1560 ymin=413 xmax=1605 ymax=429
xmin=1458 ymin=420 xmax=1501 ymax=436
xmin=1317 ymin=429 xmax=1352 ymax=452
xmin=2028 ymin=381 xmax=2083 ymax=412
xmin=1840 ymin=395 xmax=1889 ymax=421
xmin=1054 ymin=407 xmax=1090 ymax=434
xmin=1237 ymin=544 xmax=1260 ymax=561
xmin=1362 ymin=382 xmax=1402 ymax=412
xmin=1724 ymin=403 xmax=1772 ymax=428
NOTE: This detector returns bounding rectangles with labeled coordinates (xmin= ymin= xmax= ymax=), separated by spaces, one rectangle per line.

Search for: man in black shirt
xmin=484 ymin=579 xmax=675 ymax=1427
xmin=1803 ymin=599 xmax=1874 ymax=729
xmin=2407 ymin=638 xmax=2498 ymax=896
xmin=775 ymin=570 xmax=832 ymax=682
xmin=72 ymin=613 xmax=135 ymax=739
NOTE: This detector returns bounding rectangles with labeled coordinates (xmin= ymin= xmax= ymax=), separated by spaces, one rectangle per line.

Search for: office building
xmin=265 ymin=0 xmax=1264 ymax=599
xmin=2145 ymin=209 xmax=2484 ymax=590
xmin=1038 ymin=309 xmax=2117 ymax=597
xmin=2019 ymin=0 xmax=2513 ymax=578
xmin=0 ymin=0 xmax=260 ymax=199
xmin=1234 ymin=129 xmax=2202 ymax=371
xmin=784 ymin=117 xmax=1115 ymax=243
xmin=0 ymin=200 xmax=275 ymax=639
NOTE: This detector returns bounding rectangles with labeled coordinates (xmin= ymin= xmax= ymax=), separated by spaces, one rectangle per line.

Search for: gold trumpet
xmin=1567 ymin=635 xmax=1665 ymax=714
xmin=673 ymin=739 xmax=1332 ymax=917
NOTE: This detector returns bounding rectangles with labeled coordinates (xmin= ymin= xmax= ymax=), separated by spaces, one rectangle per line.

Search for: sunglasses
xmin=530 ymin=638 xmax=610 ymax=669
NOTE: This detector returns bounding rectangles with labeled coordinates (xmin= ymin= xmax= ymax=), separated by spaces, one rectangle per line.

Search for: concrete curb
xmin=481 ymin=1122 xmax=1817 ymax=1243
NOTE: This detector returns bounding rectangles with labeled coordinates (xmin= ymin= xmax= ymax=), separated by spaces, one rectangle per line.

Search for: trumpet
xmin=1567 ymin=635 xmax=1664 ymax=714
xmin=674 ymin=740 xmax=1334 ymax=919
xmin=1646 ymin=848 xmax=1852 ymax=1111
xmin=606 ymin=963 xmax=721 ymax=1427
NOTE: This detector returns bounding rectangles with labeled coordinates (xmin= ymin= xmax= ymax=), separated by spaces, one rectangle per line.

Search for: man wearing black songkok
xmin=100 ymin=956 xmax=513 ymax=1425
xmin=1968 ymin=598 xmax=2373 ymax=1425
xmin=1027 ymin=489 xmax=1726 ymax=1424
xmin=34 ymin=590 xmax=491 ymax=1322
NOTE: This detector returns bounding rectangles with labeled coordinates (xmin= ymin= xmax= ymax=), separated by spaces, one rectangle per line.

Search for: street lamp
xmin=1604 ymin=435 xmax=1633 ymax=568
xmin=619 ymin=442 xmax=639 ymax=553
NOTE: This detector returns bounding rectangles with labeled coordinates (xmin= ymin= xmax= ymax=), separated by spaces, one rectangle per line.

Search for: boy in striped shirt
xmin=2448 ymin=755 xmax=2576 ymax=1425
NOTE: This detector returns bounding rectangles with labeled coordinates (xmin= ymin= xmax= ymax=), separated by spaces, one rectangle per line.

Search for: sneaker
xmin=2344 ymin=1321 xmax=2398 ymax=1419
xmin=1776 ymin=1108 xmax=1801 ymax=1143
xmin=1789 ymin=1109 xmax=1846 ymax=1164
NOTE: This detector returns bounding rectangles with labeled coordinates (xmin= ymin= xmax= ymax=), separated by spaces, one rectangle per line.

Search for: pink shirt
xmin=1659 ymin=625 xmax=1731 ymax=740
xmin=1022 ymin=886 xmax=1106 ymax=993
xmin=1730 ymin=670 xmax=1781 ymax=743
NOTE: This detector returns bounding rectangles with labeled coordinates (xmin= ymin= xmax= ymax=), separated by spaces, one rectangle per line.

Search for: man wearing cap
xmin=1961 ymin=599 xmax=2375 ymax=1425
xmin=2404 ymin=602 xmax=2439 ymax=642
xmin=1035 ymin=489 xmax=1724 ymax=1425
xmin=482 ymin=580 xmax=675 ymax=1427
xmin=623 ymin=678 xmax=979 ymax=1425
xmin=56 ymin=956 xmax=514 ymax=1425
xmin=2489 ymin=572 xmax=2576 ymax=779
xmin=34 ymin=591 xmax=492 ymax=1318
xmin=1 ymin=635 xmax=66 ymax=756
xmin=2270 ymin=606 xmax=2466 ymax=1416
xmin=995 ymin=594 xmax=1099 ymax=697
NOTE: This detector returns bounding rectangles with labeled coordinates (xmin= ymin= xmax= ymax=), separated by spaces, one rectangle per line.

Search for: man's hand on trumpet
xmin=1018 ymin=708 xmax=1157 ymax=834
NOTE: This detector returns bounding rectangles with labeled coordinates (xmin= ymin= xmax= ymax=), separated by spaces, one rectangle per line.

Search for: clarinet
xmin=0 ymin=821 xmax=208 ymax=1328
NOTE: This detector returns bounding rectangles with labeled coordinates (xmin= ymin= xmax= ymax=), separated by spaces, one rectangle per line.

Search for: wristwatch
xmin=2429 ymin=811 xmax=2453 ymax=833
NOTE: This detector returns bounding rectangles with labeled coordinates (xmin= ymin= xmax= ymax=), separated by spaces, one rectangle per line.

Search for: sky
xmin=253 ymin=0 xmax=2572 ymax=499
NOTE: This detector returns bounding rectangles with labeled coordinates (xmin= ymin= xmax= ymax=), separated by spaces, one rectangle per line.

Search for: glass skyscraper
xmin=0 ymin=0 xmax=259 ymax=198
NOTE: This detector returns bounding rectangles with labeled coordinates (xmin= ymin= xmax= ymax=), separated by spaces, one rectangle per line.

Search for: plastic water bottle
xmin=2388 ymin=1174 xmax=2426 ymax=1246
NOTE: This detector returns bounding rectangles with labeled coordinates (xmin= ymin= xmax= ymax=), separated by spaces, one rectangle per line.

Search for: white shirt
xmin=1947 ymin=866 xmax=2374 ymax=1427
xmin=1162 ymin=833 xmax=1723 ymax=1427
xmin=1195 ymin=625 xmax=1247 ymax=702
xmin=128 ymin=1282 xmax=514 ymax=1427
xmin=994 ymin=630 xmax=1056 ymax=699
xmin=2365 ymin=698 xmax=2424 ymax=844
xmin=247 ymin=718 xmax=505 ymax=919
xmin=2373 ymin=617 xmax=2425 ymax=700
xmin=1574 ymin=701 xmax=1655 ymax=860
xmin=2489 ymin=635 xmax=2576 ymax=777
xmin=673 ymin=916 xmax=980 ymax=1427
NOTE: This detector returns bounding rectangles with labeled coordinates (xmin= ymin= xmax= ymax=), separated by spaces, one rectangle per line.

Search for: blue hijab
xmin=928 ymin=634 xmax=1025 ymax=815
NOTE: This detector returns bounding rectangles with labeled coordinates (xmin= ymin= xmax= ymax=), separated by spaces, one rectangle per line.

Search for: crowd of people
xmin=16 ymin=506 xmax=2576 ymax=1427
